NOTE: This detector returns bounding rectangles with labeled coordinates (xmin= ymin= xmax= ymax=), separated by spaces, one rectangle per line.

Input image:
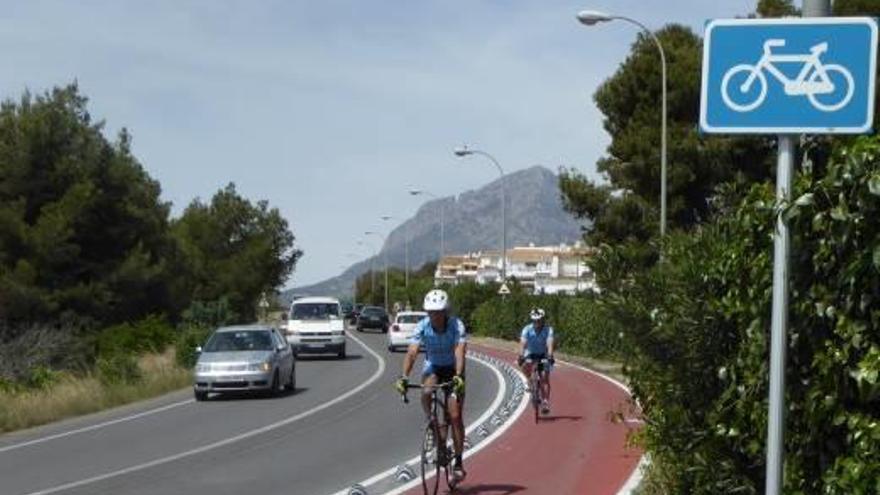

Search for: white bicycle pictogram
xmin=721 ymin=39 xmax=854 ymax=112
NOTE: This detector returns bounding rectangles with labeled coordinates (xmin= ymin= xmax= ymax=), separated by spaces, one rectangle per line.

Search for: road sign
xmin=498 ymin=283 xmax=510 ymax=296
xmin=700 ymin=17 xmax=878 ymax=134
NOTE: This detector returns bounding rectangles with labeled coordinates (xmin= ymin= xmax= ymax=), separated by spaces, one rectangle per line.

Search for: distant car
xmin=357 ymin=306 xmax=389 ymax=332
xmin=193 ymin=325 xmax=295 ymax=401
xmin=286 ymin=296 xmax=347 ymax=358
xmin=387 ymin=311 xmax=427 ymax=351
xmin=341 ymin=302 xmax=354 ymax=320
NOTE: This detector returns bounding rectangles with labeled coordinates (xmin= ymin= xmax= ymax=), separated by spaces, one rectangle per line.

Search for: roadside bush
xmin=610 ymin=135 xmax=880 ymax=493
xmin=95 ymin=314 xmax=175 ymax=358
xmin=0 ymin=323 xmax=87 ymax=382
xmin=469 ymin=293 xmax=623 ymax=360
xmin=96 ymin=353 xmax=141 ymax=385
xmin=175 ymin=325 xmax=213 ymax=369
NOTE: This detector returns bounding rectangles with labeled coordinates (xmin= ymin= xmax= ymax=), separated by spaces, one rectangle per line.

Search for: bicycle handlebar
xmin=400 ymin=381 xmax=455 ymax=404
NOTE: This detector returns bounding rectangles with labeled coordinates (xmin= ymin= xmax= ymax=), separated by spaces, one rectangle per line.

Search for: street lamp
xmin=409 ymin=189 xmax=445 ymax=264
xmin=577 ymin=9 xmax=668 ymax=237
xmin=364 ymin=230 xmax=389 ymax=312
xmin=380 ymin=214 xmax=410 ymax=290
xmin=357 ymin=240 xmax=377 ymax=304
xmin=454 ymin=145 xmax=507 ymax=282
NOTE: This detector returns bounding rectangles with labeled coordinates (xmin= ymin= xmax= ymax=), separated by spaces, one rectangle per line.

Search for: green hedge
xmin=603 ymin=136 xmax=880 ymax=493
xmin=468 ymin=293 xmax=623 ymax=360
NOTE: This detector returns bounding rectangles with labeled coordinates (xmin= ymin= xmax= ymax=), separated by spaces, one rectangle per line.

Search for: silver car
xmin=193 ymin=325 xmax=295 ymax=401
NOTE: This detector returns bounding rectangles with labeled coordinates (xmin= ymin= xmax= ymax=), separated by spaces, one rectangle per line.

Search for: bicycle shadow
xmin=539 ymin=414 xmax=583 ymax=422
xmin=451 ymin=483 xmax=526 ymax=494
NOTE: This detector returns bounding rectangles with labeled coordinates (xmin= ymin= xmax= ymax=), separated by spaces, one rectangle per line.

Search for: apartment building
xmin=434 ymin=242 xmax=598 ymax=294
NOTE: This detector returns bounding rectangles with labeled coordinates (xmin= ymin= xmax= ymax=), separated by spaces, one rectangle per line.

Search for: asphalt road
xmin=0 ymin=328 xmax=499 ymax=495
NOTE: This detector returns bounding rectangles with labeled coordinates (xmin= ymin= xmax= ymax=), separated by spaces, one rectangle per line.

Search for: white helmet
xmin=423 ymin=289 xmax=450 ymax=311
xmin=529 ymin=308 xmax=546 ymax=321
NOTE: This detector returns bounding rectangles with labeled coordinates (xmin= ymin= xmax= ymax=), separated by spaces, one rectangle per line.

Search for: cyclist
xmin=517 ymin=308 xmax=555 ymax=414
xmin=396 ymin=289 xmax=467 ymax=483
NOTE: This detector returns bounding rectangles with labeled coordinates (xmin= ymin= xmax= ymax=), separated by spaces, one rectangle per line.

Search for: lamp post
xmin=409 ymin=189 xmax=444 ymax=264
xmin=577 ymin=9 xmax=668 ymax=237
xmin=454 ymin=145 xmax=507 ymax=282
xmin=344 ymin=253 xmax=360 ymax=308
xmin=364 ymin=231 xmax=389 ymax=312
xmin=380 ymin=214 xmax=409 ymax=290
xmin=357 ymin=240 xmax=377 ymax=305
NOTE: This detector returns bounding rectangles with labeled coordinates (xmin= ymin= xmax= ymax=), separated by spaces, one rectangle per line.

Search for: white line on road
xmin=23 ymin=330 xmax=386 ymax=495
xmin=0 ymin=399 xmax=194 ymax=454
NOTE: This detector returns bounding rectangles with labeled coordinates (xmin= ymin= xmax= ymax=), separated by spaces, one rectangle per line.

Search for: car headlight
xmin=331 ymin=330 xmax=345 ymax=336
xmin=195 ymin=363 xmax=211 ymax=372
xmin=248 ymin=362 xmax=272 ymax=372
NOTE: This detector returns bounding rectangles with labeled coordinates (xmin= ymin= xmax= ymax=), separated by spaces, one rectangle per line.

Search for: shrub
xmin=175 ymin=325 xmax=213 ymax=369
xmin=96 ymin=353 xmax=141 ymax=385
xmin=95 ymin=314 xmax=175 ymax=358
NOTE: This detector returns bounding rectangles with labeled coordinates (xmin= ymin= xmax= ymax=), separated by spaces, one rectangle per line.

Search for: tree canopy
xmin=0 ymin=85 xmax=174 ymax=327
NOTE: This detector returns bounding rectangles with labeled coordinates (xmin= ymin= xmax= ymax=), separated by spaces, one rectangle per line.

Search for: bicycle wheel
xmin=807 ymin=64 xmax=854 ymax=112
xmin=420 ymin=422 xmax=441 ymax=495
xmin=532 ymin=374 xmax=542 ymax=423
xmin=721 ymin=64 xmax=767 ymax=112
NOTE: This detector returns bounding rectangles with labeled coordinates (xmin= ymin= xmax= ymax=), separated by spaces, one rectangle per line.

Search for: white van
xmin=285 ymin=297 xmax=347 ymax=358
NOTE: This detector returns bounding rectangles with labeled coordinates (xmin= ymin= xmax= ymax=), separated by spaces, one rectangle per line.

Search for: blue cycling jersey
xmin=520 ymin=323 xmax=554 ymax=356
xmin=410 ymin=316 xmax=467 ymax=372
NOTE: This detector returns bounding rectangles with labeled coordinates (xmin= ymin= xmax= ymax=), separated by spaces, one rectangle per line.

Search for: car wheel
xmin=194 ymin=390 xmax=208 ymax=402
xmin=387 ymin=344 xmax=394 ymax=352
xmin=338 ymin=345 xmax=346 ymax=359
xmin=356 ymin=326 xmax=362 ymax=332
xmin=270 ymin=370 xmax=283 ymax=397
xmin=284 ymin=367 xmax=296 ymax=392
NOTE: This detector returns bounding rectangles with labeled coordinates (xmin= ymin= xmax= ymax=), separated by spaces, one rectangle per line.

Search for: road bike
xmin=526 ymin=357 xmax=551 ymax=423
xmin=721 ymin=39 xmax=854 ymax=113
xmin=401 ymin=381 xmax=459 ymax=494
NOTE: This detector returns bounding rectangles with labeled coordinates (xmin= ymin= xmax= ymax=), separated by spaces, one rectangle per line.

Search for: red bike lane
xmin=405 ymin=345 xmax=643 ymax=495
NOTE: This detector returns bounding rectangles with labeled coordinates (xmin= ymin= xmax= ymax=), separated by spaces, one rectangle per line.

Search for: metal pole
xmin=765 ymin=3 xmax=827 ymax=492
xmin=607 ymin=17 xmax=667 ymax=236
xmin=440 ymin=199 xmax=445 ymax=262
xmin=405 ymin=222 xmax=409 ymax=289
xmin=384 ymin=247 xmax=389 ymax=312
xmin=803 ymin=0 xmax=830 ymax=16
xmin=765 ymin=136 xmax=794 ymax=495
xmin=474 ymin=151 xmax=506 ymax=281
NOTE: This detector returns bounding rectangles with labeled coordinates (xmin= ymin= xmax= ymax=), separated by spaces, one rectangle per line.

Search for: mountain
xmin=283 ymin=165 xmax=586 ymax=302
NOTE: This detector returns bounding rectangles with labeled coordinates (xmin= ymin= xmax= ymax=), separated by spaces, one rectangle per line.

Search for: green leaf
xmin=868 ymin=173 xmax=880 ymax=196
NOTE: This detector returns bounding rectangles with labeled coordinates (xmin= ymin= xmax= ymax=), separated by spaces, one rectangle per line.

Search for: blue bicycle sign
xmin=701 ymin=17 xmax=877 ymax=134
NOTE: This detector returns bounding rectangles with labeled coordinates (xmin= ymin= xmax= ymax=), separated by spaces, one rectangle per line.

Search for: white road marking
xmin=22 ymin=330 xmax=385 ymax=495
xmin=328 ymin=351 xmax=529 ymax=495
xmin=0 ymin=399 xmax=194 ymax=454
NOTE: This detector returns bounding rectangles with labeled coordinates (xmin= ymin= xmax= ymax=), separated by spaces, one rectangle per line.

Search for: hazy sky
xmin=0 ymin=0 xmax=757 ymax=286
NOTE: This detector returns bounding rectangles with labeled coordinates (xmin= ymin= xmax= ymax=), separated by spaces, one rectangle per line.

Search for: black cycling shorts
xmin=424 ymin=365 xmax=464 ymax=399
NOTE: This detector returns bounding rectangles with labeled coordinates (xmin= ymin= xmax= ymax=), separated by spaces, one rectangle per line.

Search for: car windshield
xmin=291 ymin=303 xmax=339 ymax=320
xmin=362 ymin=307 xmax=384 ymax=316
xmin=204 ymin=330 xmax=274 ymax=352
xmin=397 ymin=314 xmax=425 ymax=324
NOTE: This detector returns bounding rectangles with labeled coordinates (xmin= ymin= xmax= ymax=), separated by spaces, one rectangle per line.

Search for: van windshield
xmin=291 ymin=303 xmax=339 ymax=320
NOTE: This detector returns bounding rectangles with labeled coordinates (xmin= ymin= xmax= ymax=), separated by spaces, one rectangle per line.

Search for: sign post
xmin=700 ymin=15 xmax=877 ymax=495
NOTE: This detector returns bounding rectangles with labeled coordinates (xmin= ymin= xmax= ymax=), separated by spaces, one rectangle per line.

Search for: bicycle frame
xmin=745 ymin=42 xmax=832 ymax=94
xmin=402 ymin=381 xmax=456 ymax=493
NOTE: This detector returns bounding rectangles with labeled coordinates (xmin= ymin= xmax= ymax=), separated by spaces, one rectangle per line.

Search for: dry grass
xmin=0 ymin=348 xmax=191 ymax=434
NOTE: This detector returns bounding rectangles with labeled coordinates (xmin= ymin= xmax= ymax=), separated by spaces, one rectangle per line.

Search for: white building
xmin=434 ymin=242 xmax=599 ymax=295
